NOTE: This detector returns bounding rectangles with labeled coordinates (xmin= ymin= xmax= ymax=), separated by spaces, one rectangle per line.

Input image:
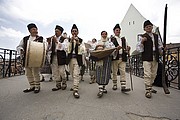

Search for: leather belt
xmin=118 ymin=54 xmax=122 ymax=58
xmin=72 ymin=54 xmax=77 ymax=58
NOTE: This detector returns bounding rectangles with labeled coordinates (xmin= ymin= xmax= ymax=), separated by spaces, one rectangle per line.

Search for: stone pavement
xmin=0 ymin=73 xmax=180 ymax=120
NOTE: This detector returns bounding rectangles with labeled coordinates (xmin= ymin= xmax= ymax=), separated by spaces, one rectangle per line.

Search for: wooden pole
xmin=162 ymin=4 xmax=170 ymax=94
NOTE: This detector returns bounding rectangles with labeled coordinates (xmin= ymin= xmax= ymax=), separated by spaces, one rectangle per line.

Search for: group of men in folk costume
xmin=17 ymin=23 xmax=84 ymax=98
xmin=17 ymin=19 xmax=163 ymax=99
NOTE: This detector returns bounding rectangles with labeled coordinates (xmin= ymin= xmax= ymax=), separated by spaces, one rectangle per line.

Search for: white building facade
xmin=120 ymin=4 xmax=157 ymax=55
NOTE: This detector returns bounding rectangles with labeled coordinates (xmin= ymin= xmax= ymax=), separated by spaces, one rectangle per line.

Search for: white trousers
xmin=111 ymin=59 xmax=126 ymax=87
xmin=69 ymin=58 xmax=80 ymax=91
xmin=51 ymin=57 xmax=66 ymax=85
xmin=143 ymin=57 xmax=158 ymax=90
xmin=25 ymin=67 xmax=40 ymax=88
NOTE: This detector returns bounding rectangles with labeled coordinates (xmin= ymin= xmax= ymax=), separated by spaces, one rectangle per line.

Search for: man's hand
xmin=52 ymin=36 xmax=57 ymax=43
xmin=57 ymin=43 xmax=62 ymax=49
xmin=141 ymin=37 xmax=147 ymax=44
xmin=126 ymin=46 xmax=131 ymax=55
xmin=75 ymin=38 xmax=80 ymax=45
xmin=127 ymin=46 xmax=131 ymax=51
xmin=71 ymin=36 xmax=77 ymax=43
xmin=20 ymin=49 xmax=24 ymax=54
xmin=116 ymin=45 xmax=122 ymax=50
xmin=160 ymin=47 xmax=167 ymax=56
xmin=164 ymin=46 xmax=167 ymax=51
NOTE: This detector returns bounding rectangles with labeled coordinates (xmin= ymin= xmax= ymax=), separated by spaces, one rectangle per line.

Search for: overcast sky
xmin=0 ymin=0 xmax=179 ymax=50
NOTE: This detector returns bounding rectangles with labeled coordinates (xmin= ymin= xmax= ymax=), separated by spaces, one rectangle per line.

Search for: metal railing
xmin=130 ymin=46 xmax=180 ymax=90
xmin=165 ymin=47 xmax=180 ymax=89
xmin=0 ymin=48 xmax=24 ymax=78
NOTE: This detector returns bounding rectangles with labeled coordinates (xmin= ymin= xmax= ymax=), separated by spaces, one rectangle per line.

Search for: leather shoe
xmin=40 ymin=78 xmax=45 ymax=82
xmin=23 ymin=87 xmax=35 ymax=93
xmin=151 ymin=89 xmax=157 ymax=93
xmin=112 ymin=85 xmax=117 ymax=90
xmin=61 ymin=83 xmax=67 ymax=90
xmin=97 ymin=91 xmax=103 ymax=98
xmin=103 ymin=89 xmax=107 ymax=93
xmin=73 ymin=91 xmax=80 ymax=99
xmin=52 ymin=87 xmax=61 ymax=91
xmin=121 ymin=87 xmax=131 ymax=92
xmin=145 ymin=91 xmax=152 ymax=98
xmin=34 ymin=87 xmax=40 ymax=93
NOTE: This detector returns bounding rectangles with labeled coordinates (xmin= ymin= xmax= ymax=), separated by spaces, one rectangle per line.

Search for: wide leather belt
xmin=72 ymin=54 xmax=77 ymax=58
xmin=118 ymin=54 xmax=122 ymax=58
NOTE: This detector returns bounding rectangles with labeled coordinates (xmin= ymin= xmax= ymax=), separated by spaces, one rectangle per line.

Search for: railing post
xmin=3 ymin=49 xmax=6 ymax=78
xmin=178 ymin=47 xmax=180 ymax=90
xmin=8 ymin=50 xmax=12 ymax=77
xmin=15 ymin=51 xmax=17 ymax=75
xmin=167 ymin=49 xmax=170 ymax=87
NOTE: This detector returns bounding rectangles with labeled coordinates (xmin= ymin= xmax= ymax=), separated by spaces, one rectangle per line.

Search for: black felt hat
xmin=55 ymin=25 xmax=64 ymax=32
xmin=71 ymin=24 xmax=78 ymax=31
xmin=113 ymin=24 xmax=121 ymax=31
xmin=143 ymin=20 xmax=153 ymax=28
xmin=27 ymin=23 xmax=37 ymax=31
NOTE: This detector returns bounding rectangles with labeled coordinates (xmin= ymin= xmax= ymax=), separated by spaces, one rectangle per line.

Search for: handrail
xmin=130 ymin=46 xmax=180 ymax=89
xmin=0 ymin=48 xmax=24 ymax=78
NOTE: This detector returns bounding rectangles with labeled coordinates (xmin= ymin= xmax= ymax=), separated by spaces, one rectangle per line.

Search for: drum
xmin=25 ymin=40 xmax=47 ymax=67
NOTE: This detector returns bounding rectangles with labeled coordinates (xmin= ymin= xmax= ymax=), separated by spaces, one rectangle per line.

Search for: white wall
xmin=120 ymin=4 xmax=157 ymax=55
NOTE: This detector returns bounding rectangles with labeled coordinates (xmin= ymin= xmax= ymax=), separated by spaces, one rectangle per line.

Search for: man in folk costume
xmin=136 ymin=20 xmax=163 ymax=98
xmin=49 ymin=25 xmax=67 ymax=91
xmin=46 ymin=37 xmax=53 ymax=81
xmin=88 ymin=38 xmax=97 ymax=84
xmin=111 ymin=24 xmax=131 ymax=92
xmin=80 ymin=47 xmax=86 ymax=82
xmin=40 ymin=37 xmax=53 ymax=82
xmin=67 ymin=24 xmax=85 ymax=98
xmin=17 ymin=23 xmax=45 ymax=93
xmin=62 ymin=32 xmax=70 ymax=81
